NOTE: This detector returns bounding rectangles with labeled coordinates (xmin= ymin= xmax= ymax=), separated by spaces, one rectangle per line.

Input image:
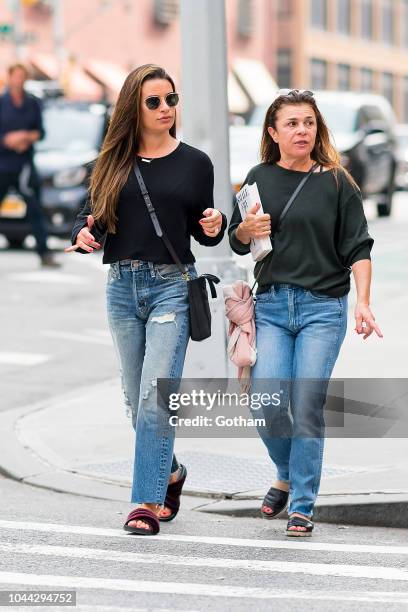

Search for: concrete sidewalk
xmin=0 ymin=378 xmax=407 ymax=528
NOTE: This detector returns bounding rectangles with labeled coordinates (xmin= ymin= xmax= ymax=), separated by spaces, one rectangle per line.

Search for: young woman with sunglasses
xmin=67 ymin=64 xmax=226 ymax=535
xmin=228 ymin=89 xmax=382 ymax=537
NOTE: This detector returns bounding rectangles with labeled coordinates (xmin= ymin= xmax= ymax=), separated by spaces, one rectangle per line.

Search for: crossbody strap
xmin=250 ymin=161 xmax=319 ymax=292
xmin=134 ymin=161 xmax=189 ymax=278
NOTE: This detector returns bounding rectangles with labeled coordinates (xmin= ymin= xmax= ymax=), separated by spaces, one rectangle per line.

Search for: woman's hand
xmin=65 ymin=215 xmax=101 ymax=253
xmin=236 ymin=202 xmax=271 ymax=244
xmin=199 ymin=208 xmax=223 ymax=237
xmin=354 ymin=303 xmax=383 ymax=340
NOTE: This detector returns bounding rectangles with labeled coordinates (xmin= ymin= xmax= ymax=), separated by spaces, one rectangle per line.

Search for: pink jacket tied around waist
xmin=223 ymin=280 xmax=257 ymax=387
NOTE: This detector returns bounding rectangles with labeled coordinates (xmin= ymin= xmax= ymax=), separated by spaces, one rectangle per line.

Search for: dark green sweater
xmin=228 ymin=163 xmax=374 ymax=297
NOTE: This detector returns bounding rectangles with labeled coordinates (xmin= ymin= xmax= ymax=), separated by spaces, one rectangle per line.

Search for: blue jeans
xmin=252 ymin=283 xmax=348 ymax=518
xmin=106 ymin=259 xmax=196 ymax=504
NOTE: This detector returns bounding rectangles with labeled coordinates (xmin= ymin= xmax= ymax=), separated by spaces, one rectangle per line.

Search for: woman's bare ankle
xmin=168 ymin=466 xmax=182 ymax=484
xmin=141 ymin=502 xmax=161 ymax=515
xmin=274 ymin=480 xmax=289 ymax=492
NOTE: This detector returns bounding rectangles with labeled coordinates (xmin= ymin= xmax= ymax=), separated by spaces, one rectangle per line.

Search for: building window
xmin=237 ymin=0 xmax=253 ymax=38
xmin=382 ymin=72 xmax=394 ymax=105
xmin=277 ymin=49 xmax=292 ymax=88
xmin=310 ymin=58 xmax=327 ymax=89
xmin=277 ymin=0 xmax=291 ymax=18
xmin=402 ymin=0 xmax=408 ymax=47
xmin=337 ymin=0 xmax=351 ymax=35
xmin=360 ymin=67 xmax=374 ymax=91
xmin=338 ymin=63 xmax=351 ymax=90
xmin=403 ymin=77 xmax=408 ymax=121
xmin=361 ymin=0 xmax=373 ymax=39
xmin=381 ymin=0 xmax=394 ymax=45
xmin=310 ymin=0 xmax=327 ymax=29
xmin=153 ymin=0 xmax=178 ymax=26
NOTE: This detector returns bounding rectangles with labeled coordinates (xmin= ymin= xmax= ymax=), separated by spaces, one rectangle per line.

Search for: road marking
xmin=0 ymin=520 xmax=407 ymax=556
xmin=0 ymin=352 xmax=50 ymax=366
xmin=5 ymin=272 xmax=86 ymax=284
xmin=1 ymin=542 xmax=407 ymax=581
xmin=0 ymin=573 xmax=407 ymax=603
xmin=42 ymin=331 xmax=112 ymax=346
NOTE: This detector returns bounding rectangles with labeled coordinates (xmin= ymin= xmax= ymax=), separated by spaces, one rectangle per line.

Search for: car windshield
xmin=397 ymin=133 xmax=408 ymax=149
xmin=36 ymin=105 xmax=105 ymax=152
xmin=249 ymin=99 xmax=358 ymax=134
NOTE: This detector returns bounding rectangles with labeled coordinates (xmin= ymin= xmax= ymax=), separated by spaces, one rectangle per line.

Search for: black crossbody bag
xmin=251 ymin=162 xmax=319 ymax=293
xmin=134 ymin=162 xmax=220 ymax=342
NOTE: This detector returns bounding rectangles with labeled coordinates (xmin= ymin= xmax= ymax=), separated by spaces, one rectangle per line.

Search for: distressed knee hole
xmin=151 ymin=313 xmax=176 ymax=324
xmin=142 ymin=379 xmax=158 ymax=400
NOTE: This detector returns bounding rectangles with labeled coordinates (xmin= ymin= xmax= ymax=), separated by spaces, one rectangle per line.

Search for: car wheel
xmin=377 ymin=170 xmax=395 ymax=217
xmin=6 ymin=236 xmax=26 ymax=249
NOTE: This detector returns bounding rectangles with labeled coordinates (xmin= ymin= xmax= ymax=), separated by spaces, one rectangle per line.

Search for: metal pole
xmin=180 ymin=0 xmax=241 ymax=377
xmin=11 ymin=0 xmax=23 ymax=59
xmin=52 ymin=0 xmax=65 ymax=81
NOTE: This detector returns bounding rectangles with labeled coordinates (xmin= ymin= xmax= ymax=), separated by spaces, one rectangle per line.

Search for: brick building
xmin=1 ymin=0 xmax=408 ymax=120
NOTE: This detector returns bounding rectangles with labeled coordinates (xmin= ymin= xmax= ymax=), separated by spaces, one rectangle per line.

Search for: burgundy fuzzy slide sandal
xmin=159 ymin=464 xmax=187 ymax=522
xmin=123 ymin=508 xmax=160 ymax=535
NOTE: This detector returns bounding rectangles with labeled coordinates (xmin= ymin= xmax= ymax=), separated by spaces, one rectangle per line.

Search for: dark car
xmin=249 ymin=91 xmax=398 ymax=217
xmin=0 ymin=99 xmax=109 ymax=248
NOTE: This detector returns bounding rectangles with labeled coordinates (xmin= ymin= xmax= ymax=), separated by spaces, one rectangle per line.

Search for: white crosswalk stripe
xmin=0 ymin=573 xmax=407 ymax=604
xmin=0 ymin=519 xmax=407 ymax=605
xmin=0 ymin=542 xmax=407 ymax=581
xmin=0 ymin=352 xmax=50 ymax=366
xmin=0 ymin=519 xmax=407 ymax=555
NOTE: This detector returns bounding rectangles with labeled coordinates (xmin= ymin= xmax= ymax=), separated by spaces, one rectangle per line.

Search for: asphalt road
xmin=0 ymin=475 xmax=407 ymax=611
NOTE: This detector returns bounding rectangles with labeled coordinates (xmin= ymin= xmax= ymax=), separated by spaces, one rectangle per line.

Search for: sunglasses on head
xmin=276 ymin=88 xmax=314 ymax=98
xmin=144 ymin=92 xmax=179 ymax=110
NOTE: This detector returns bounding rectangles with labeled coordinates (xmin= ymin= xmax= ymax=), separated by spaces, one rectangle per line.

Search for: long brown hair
xmin=260 ymin=90 xmax=357 ymax=188
xmin=90 ymin=64 xmax=177 ymax=233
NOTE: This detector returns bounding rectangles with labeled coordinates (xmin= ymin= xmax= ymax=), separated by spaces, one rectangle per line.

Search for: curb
xmin=194 ymin=494 xmax=408 ymax=528
xmin=1 ymin=385 xmax=408 ymax=527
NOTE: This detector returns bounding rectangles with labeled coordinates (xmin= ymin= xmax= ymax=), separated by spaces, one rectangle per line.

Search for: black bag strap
xmin=134 ymin=161 xmax=189 ymax=278
xmin=250 ymin=161 xmax=319 ymax=293
xmin=134 ymin=161 xmax=220 ymax=295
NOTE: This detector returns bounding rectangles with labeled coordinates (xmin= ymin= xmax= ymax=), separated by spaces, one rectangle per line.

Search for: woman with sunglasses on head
xmin=228 ymin=89 xmax=382 ymax=537
xmin=67 ymin=64 xmax=226 ymax=535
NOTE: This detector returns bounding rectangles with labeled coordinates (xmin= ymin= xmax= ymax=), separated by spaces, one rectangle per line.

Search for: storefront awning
xmin=233 ymin=59 xmax=278 ymax=107
xmin=84 ymin=60 xmax=128 ymax=100
xmin=228 ymin=71 xmax=250 ymax=114
xmin=29 ymin=53 xmax=104 ymax=102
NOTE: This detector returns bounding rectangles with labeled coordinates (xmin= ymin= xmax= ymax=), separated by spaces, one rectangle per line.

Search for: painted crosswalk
xmin=0 ymin=519 xmax=407 ymax=605
xmin=0 ymin=352 xmax=50 ymax=366
xmin=0 ymin=519 xmax=407 ymax=555
xmin=0 ymin=542 xmax=407 ymax=581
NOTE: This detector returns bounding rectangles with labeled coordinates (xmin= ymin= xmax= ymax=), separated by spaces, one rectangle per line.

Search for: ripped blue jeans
xmin=106 ymin=259 xmax=196 ymax=504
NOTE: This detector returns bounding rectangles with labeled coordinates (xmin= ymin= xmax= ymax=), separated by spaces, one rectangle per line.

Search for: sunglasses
xmin=276 ymin=89 xmax=314 ymax=98
xmin=144 ymin=92 xmax=179 ymax=110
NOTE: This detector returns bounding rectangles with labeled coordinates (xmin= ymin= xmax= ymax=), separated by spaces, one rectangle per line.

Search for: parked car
xmin=0 ymin=99 xmax=109 ymax=248
xmin=247 ymin=91 xmax=398 ymax=217
xmin=394 ymin=124 xmax=408 ymax=190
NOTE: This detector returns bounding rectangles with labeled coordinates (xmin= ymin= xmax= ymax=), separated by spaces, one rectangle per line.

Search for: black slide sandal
xmin=286 ymin=516 xmax=314 ymax=537
xmin=159 ymin=464 xmax=187 ymax=522
xmin=261 ymin=486 xmax=289 ymax=519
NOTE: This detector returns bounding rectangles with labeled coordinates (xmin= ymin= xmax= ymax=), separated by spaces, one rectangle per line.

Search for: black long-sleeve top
xmin=228 ymin=163 xmax=374 ymax=297
xmin=71 ymin=141 xmax=227 ymax=264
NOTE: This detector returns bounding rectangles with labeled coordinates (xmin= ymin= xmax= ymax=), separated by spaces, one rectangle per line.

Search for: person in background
xmin=0 ymin=63 xmax=59 ymax=267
